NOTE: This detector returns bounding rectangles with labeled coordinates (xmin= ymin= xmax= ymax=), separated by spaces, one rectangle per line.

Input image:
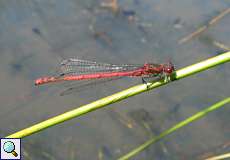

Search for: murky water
xmin=0 ymin=0 xmax=229 ymax=159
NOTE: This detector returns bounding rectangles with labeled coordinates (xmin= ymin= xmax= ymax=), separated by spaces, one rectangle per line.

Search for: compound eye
xmin=166 ymin=67 xmax=171 ymax=73
xmin=165 ymin=67 xmax=174 ymax=74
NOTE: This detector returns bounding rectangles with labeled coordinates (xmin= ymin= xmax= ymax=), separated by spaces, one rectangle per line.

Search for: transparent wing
xmin=59 ymin=77 xmax=124 ymax=96
xmin=58 ymin=58 xmax=143 ymax=76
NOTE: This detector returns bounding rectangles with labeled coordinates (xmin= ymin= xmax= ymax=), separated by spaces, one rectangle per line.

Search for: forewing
xmin=58 ymin=58 xmax=143 ymax=76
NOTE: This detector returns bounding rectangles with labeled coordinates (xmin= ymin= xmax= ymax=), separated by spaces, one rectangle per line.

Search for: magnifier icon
xmin=3 ymin=141 xmax=18 ymax=157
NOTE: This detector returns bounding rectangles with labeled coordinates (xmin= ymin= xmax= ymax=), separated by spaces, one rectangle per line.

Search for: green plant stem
xmin=205 ymin=152 xmax=230 ymax=160
xmin=118 ymin=97 xmax=230 ymax=160
xmin=6 ymin=51 xmax=230 ymax=138
xmin=174 ymin=51 xmax=230 ymax=79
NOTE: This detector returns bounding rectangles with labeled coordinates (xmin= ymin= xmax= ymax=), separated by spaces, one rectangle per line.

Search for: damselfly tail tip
xmin=34 ymin=77 xmax=51 ymax=86
xmin=34 ymin=76 xmax=58 ymax=86
xmin=34 ymin=78 xmax=43 ymax=86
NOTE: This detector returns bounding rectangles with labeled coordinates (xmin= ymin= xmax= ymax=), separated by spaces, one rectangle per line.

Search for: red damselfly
xmin=35 ymin=58 xmax=175 ymax=86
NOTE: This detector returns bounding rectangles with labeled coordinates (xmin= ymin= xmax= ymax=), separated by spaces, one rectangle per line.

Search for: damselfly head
xmin=163 ymin=62 xmax=175 ymax=74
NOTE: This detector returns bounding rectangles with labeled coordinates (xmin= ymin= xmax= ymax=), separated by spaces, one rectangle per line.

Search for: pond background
xmin=0 ymin=0 xmax=229 ymax=159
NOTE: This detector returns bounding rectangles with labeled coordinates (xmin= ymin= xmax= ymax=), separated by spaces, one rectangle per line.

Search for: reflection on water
xmin=0 ymin=0 xmax=229 ymax=159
